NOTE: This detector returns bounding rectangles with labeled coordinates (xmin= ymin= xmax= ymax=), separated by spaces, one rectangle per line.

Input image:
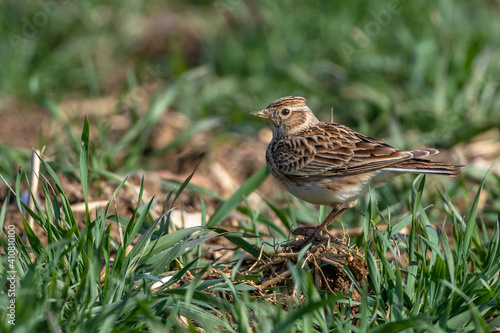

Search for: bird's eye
xmin=281 ymin=108 xmax=290 ymax=116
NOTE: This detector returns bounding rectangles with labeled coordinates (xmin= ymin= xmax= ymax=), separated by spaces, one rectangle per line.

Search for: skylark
xmin=250 ymin=96 xmax=462 ymax=243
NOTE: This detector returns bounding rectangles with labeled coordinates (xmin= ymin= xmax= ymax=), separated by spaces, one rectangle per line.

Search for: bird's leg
xmin=311 ymin=207 xmax=349 ymax=245
xmin=316 ymin=207 xmax=349 ymax=236
xmin=292 ymin=203 xmax=355 ymax=247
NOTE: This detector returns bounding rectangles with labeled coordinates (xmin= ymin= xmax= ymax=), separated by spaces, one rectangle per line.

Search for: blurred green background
xmin=1 ymin=0 xmax=499 ymax=180
xmin=1 ymin=3 xmax=499 ymax=331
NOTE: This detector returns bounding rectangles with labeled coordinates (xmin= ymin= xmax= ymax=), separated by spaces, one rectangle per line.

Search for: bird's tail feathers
xmin=385 ymin=159 xmax=462 ymax=176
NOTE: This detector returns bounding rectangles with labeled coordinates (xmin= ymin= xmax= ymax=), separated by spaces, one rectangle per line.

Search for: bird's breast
xmin=268 ymin=165 xmax=376 ymax=206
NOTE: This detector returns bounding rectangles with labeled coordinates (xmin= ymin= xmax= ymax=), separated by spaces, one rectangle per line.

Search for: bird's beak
xmin=249 ymin=109 xmax=271 ymax=119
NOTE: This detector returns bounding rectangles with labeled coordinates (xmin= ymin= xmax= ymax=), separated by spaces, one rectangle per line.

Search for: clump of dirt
xmin=244 ymin=242 xmax=368 ymax=324
xmin=158 ymin=242 xmax=369 ymax=326
xmin=242 ymin=243 xmax=368 ymax=300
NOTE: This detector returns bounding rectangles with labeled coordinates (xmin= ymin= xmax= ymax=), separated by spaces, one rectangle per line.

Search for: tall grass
xmin=1 ymin=118 xmax=499 ymax=332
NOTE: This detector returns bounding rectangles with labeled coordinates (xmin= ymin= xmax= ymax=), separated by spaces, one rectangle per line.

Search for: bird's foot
xmin=288 ymin=226 xmax=350 ymax=248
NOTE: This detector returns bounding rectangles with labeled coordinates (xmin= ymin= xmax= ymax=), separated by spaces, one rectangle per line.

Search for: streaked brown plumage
xmin=250 ymin=96 xmax=462 ymax=242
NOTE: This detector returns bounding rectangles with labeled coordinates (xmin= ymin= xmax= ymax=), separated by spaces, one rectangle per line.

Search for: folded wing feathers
xmin=274 ymin=124 xmax=462 ymax=177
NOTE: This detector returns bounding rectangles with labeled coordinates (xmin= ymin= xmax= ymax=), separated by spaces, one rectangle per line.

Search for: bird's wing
xmin=272 ymin=123 xmax=413 ymax=177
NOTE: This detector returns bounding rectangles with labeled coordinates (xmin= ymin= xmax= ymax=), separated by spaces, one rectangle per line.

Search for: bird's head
xmin=249 ymin=96 xmax=319 ymax=137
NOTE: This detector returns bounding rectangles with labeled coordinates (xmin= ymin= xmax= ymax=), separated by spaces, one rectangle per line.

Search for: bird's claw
xmin=290 ymin=226 xmax=349 ymax=248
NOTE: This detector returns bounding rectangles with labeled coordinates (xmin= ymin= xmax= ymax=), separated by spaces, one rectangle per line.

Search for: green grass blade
xmin=0 ymin=188 xmax=9 ymax=232
xmin=143 ymin=226 xmax=204 ymax=256
xmin=236 ymin=205 xmax=288 ymax=238
xmin=368 ymin=319 xmax=445 ymax=333
xmin=21 ymin=215 xmax=44 ymax=256
xmin=439 ymin=227 xmax=455 ymax=285
xmin=365 ymin=245 xmax=380 ymax=294
xmin=210 ymin=228 xmax=261 ymax=258
xmin=207 ymin=166 xmax=270 ymax=228
xmin=171 ymin=164 xmax=199 ymax=209
xmin=80 ymin=115 xmax=90 ymax=225
xmin=389 ymin=214 xmax=412 ymax=238
xmin=274 ymin=294 xmax=339 ymax=332
xmin=440 ymin=279 xmax=491 ymax=332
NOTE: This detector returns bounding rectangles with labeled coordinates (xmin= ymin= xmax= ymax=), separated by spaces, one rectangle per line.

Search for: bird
xmin=250 ymin=96 xmax=462 ymax=244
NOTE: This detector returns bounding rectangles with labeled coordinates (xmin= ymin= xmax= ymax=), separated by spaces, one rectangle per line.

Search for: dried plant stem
xmin=261 ymin=270 xmax=292 ymax=289
xmin=248 ymin=244 xmax=265 ymax=272
xmin=23 ymin=149 xmax=40 ymax=247
xmin=251 ymin=258 xmax=288 ymax=274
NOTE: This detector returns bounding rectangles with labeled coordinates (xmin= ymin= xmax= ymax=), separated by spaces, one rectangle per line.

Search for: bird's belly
xmin=275 ymin=173 xmax=375 ymax=206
